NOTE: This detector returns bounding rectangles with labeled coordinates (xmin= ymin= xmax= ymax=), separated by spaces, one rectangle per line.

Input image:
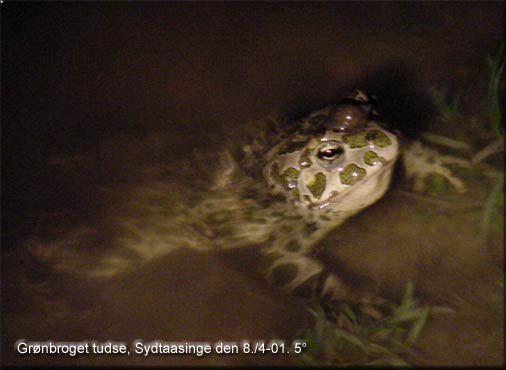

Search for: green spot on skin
xmin=308 ymin=114 xmax=328 ymax=126
xmin=278 ymin=140 xmax=308 ymax=155
xmin=343 ymin=130 xmax=368 ymax=148
xmin=340 ymin=164 xmax=366 ymax=185
xmin=371 ymin=130 xmax=392 ymax=147
xmin=280 ymin=167 xmax=300 ymax=190
xmin=270 ymin=162 xmax=281 ymax=184
xmin=363 ymin=150 xmax=386 ymax=166
xmin=271 ymin=263 xmax=298 ymax=286
xmin=299 ymin=149 xmax=313 ymax=168
xmin=306 ymin=172 xmax=326 ymax=199
xmin=282 ymin=167 xmax=300 ymax=178
xmin=291 ymin=187 xmax=300 ymax=200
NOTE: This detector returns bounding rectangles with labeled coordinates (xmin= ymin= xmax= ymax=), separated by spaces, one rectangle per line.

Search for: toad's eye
xmin=315 ymin=141 xmax=345 ymax=166
xmin=318 ymin=147 xmax=342 ymax=160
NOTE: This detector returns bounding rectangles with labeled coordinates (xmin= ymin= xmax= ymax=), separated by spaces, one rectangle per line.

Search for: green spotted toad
xmin=187 ymin=90 xmax=400 ymax=301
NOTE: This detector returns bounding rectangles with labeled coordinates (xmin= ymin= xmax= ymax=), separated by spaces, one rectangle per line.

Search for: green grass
xmin=481 ymin=171 xmax=504 ymax=244
xmin=428 ymin=86 xmax=463 ymax=126
xmin=481 ymin=43 xmax=504 ymax=244
xmin=424 ymin=86 xmax=471 ymax=150
xmin=292 ymin=283 xmax=452 ymax=366
xmin=424 ymin=44 xmax=504 ymax=246
xmin=487 ymin=43 xmax=504 ymax=137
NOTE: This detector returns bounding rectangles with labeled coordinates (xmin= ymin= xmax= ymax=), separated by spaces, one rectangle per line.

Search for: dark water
xmin=2 ymin=2 xmax=504 ymax=366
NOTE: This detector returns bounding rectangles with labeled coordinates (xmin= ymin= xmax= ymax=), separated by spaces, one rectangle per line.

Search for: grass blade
xmin=406 ymin=306 xmax=430 ymax=346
